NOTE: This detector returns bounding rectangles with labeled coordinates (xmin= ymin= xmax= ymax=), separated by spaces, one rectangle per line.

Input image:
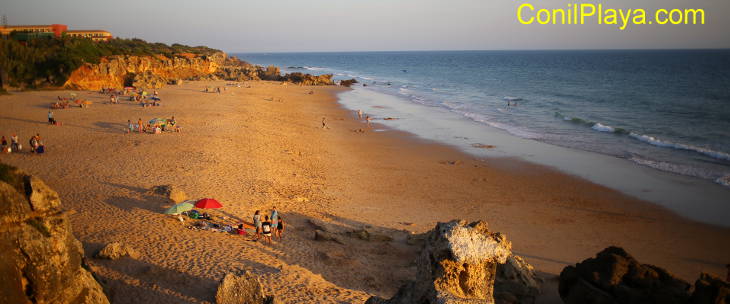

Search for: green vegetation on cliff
xmin=0 ymin=37 xmax=220 ymax=89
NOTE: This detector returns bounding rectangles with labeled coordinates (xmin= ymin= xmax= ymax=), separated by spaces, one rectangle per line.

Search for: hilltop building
xmin=0 ymin=24 xmax=112 ymax=41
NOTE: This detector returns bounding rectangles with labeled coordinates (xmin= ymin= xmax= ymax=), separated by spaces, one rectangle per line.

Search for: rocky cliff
xmin=0 ymin=163 xmax=109 ymax=304
xmin=63 ymin=52 xmax=228 ymax=90
xmin=63 ymin=53 xmax=334 ymax=90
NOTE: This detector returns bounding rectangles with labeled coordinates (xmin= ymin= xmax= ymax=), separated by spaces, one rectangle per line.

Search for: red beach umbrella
xmin=195 ymin=198 xmax=223 ymax=209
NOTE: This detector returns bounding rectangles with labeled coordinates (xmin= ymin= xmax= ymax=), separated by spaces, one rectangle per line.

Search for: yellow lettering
xmin=537 ymin=9 xmax=551 ymax=24
xmin=684 ymin=9 xmax=705 ymax=24
xmin=517 ymin=3 xmax=535 ymax=24
xmin=632 ymin=9 xmax=646 ymax=25
xmin=657 ymin=9 xmax=669 ymax=24
xmin=604 ymin=9 xmax=617 ymax=25
xmin=619 ymin=9 xmax=632 ymax=30
xmin=580 ymin=4 xmax=596 ymax=24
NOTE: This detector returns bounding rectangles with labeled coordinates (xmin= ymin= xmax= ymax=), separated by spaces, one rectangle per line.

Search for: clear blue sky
xmin=3 ymin=0 xmax=729 ymax=52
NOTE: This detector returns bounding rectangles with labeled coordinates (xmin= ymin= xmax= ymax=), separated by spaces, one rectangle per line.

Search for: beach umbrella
xmin=148 ymin=118 xmax=167 ymax=126
xmin=195 ymin=198 xmax=222 ymax=209
xmin=164 ymin=201 xmax=194 ymax=214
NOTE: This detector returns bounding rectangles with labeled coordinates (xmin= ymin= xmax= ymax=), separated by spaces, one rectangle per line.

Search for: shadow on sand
xmin=84 ymin=241 xmax=218 ymax=304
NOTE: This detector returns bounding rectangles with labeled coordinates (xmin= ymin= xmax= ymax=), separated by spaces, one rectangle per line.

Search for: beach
xmin=1 ymin=81 xmax=728 ymax=303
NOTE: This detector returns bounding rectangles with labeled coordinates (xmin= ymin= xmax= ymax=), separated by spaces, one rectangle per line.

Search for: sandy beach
xmin=1 ymin=81 xmax=728 ymax=303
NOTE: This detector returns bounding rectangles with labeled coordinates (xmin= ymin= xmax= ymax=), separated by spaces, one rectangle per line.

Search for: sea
xmin=234 ymin=50 xmax=730 ymax=226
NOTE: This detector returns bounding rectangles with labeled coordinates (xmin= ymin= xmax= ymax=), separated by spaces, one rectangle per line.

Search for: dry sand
xmin=0 ymin=81 xmax=728 ymax=303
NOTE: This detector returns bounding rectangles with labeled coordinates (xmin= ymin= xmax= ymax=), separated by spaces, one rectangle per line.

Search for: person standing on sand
xmin=270 ymin=207 xmax=279 ymax=231
xmin=261 ymin=215 xmax=273 ymax=244
xmin=322 ymin=117 xmax=328 ymax=129
xmin=253 ymin=210 xmax=262 ymax=240
xmin=275 ymin=217 xmax=284 ymax=240
xmin=357 ymin=109 xmax=363 ymax=120
xmin=47 ymin=110 xmax=55 ymax=125
xmin=138 ymin=118 xmax=143 ymax=133
xmin=10 ymin=134 xmax=20 ymax=152
xmin=1 ymin=136 xmax=8 ymax=152
xmin=127 ymin=120 xmax=134 ymax=134
xmin=365 ymin=115 xmax=373 ymax=128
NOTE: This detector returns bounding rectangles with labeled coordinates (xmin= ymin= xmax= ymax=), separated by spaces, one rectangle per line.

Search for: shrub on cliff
xmin=0 ymin=36 xmax=220 ymax=89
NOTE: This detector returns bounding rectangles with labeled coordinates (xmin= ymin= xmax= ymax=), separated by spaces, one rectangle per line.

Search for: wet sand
xmin=0 ymin=81 xmax=727 ymax=303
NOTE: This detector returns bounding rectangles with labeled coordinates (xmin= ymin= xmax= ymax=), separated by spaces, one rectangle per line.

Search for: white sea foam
xmin=628 ymin=156 xmax=718 ymax=180
xmin=629 ymin=133 xmax=730 ymax=161
xmin=461 ymin=112 xmax=543 ymax=139
xmin=503 ymin=96 xmax=522 ymax=101
xmin=716 ymin=175 xmax=730 ymax=188
xmin=591 ymin=123 xmax=615 ymax=133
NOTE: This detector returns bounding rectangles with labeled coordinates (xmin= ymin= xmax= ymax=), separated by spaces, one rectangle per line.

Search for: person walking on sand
xmin=365 ymin=115 xmax=373 ymax=128
xmin=270 ymin=207 xmax=279 ymax=231
xmin=261 ymin=215 xmax=273 ymax=244
xmin=253 ymin=210 xmax=262 ymax=240
xmin=138 ymin=118 xmax=144 ymax=133
xmin=275 ymin=216 xmax=284 ymax=240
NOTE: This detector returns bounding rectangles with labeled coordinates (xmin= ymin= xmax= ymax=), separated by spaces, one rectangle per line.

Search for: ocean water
xmin=235 ymin=50 xmax=730 ymax=190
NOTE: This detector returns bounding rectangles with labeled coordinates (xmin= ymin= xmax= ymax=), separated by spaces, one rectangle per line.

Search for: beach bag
xmin=36 ymin=145 xmax=45 ymax=154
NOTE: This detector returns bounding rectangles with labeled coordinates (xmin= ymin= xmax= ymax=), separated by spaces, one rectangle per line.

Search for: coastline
xmin=0 ymin=81 xmax=728 ymax=303
xmin=335 ymin=87 xmax=730 ymax=227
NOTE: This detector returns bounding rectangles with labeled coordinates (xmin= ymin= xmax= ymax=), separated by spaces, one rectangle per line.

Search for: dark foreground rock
xmin=215 ymin=271 xmax=276 ymax=304
xmin=559 ymin=246 xmax=692 ymax=304
xmin=366 ymin=220 xmax=513 ymax=304
xmin=690 ymin=273 xmax=729 ymax=304
xmin=0 ymin=163 xmax=109 ymax=304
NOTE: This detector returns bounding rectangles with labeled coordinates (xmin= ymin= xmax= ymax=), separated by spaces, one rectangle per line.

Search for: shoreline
xmin=1 ymin=81 xmax=728 ymax=303
xmin=335 ymin=87 xmax=730 ymax=227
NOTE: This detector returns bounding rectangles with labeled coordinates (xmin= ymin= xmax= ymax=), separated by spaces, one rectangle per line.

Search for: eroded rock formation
xmin=366 ymin=220 xmax=513 ymax=304
xmin=215 ymin=271 xmax=276 ymax=304
xmin=0 ymin=164 xmax=109 ymax=304
xmin=63 ymin=52 xmax=335 ymax=90
xmin=64 ymin=52 xmax=227 ymax=90
xmin=559 ymin=246 xmax=692 ymax=304
xmin=495 ymin=255 xmax=542 ymax=304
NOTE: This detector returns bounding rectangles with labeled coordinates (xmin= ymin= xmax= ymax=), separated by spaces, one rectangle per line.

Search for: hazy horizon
xmin=3 ymin=0 xmax=729 ymax=52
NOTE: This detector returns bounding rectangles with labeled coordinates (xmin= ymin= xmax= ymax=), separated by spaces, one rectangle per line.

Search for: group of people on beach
xmin=251 ymin=207 xmax=284 ymax=244
xmin=127 ymin=116 xmax=179 ymax=134
xmin=1 ymin=133 xmax=44 ymax=154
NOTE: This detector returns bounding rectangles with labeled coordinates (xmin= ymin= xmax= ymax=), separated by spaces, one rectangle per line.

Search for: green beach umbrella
xmin=164 ymin=201 xmax=194 ymax=215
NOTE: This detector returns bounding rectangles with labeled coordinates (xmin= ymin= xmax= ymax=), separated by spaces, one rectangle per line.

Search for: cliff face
xmin=63 ymin=52 xmax=227 ymax=90
xmin=63 ymin=52 xmax=335 ymax=90
xmin=0 ymin=164 xmax=109 ymax=304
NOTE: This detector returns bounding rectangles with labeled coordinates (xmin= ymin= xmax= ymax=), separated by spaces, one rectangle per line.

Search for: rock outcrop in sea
xmin=366 ymin=220 xmax=535 ymax=304
xmin=0 ymin=163 xmax=109 ymax=304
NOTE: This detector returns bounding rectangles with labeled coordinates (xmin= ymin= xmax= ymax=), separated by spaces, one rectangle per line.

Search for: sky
xmin=2 ymin=0 xmax=729 ymax=52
